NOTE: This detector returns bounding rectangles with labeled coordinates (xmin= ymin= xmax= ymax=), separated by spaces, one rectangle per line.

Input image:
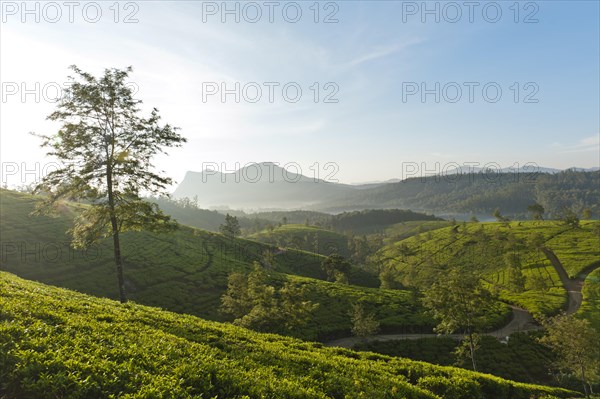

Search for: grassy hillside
xmin=248 ymin=224 xmax=352 ymax=257
xmin=354 ymin=333 xmax=560 ymax=388
xmin=329 ymin=209 xmax=443 ymax=234
xmin=0 ymin=189 xmax=426 ymax=340
xmin=374 ymin=221 xmax=600 ymax=318
xmin=579 ymin=267 xmax=600 ymax=331
xmin=382 ymin=220 xmax=453 ymax=244
xmin=0 ymin=272 xmax=578 ymax=399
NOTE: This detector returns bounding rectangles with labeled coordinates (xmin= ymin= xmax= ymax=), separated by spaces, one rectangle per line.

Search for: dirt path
xmin=540 ymin=246 xmax=586 ymax=315
xmin=325 ymin=305 xmax=538 ymax=348
xmin=326 ymin=251 xmax=598 ymax=348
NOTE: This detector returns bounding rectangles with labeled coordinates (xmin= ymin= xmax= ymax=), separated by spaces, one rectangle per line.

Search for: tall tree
xmin=539 ymin=313 xmax=600 ymax=397
xmin=220 ymin=213 xmax=241 ymax=239
xmin=33 ymin=66 xmax=186 ymax=303
xmin=422 ymin=266 xmax=497 ymax=372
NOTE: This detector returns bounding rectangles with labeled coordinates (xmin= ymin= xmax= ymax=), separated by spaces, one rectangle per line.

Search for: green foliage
xmin=380 ymin=266 xmax=402 ymax=289
xmin=417 ymin=375 xmax=482 ymax=399
xmin=375 ymin=221 xmax=600 ymax=319
xmin=0 ymin=189 xmax=429 ymax=341
xmin=329 ymin=209 xmax=442 ymax=234
xmin=539 ymin=313 xmax=600 ymax=396
xmin=578 ymin=268 xmax=600 ymax=331
xmin=354 ymin=333 xmax=562 ymax=388
xmin=149 ymin=195 xmax=234 ymax=231
xmin=494 ymin=208 xmax=510 ymax=223
xmin=559 ymin=208 xmax=581 ymax=229
xmin=350 ymin=303 xmax=380 ymax=339
xmin=528 ymin=203 xmax=546 ymax=220
xmin=249 ymin=224 xmax=351 ymax=257
xmin=321 ymin=253 xmax=351 ymax=283
xmin=381 ymin=221 xmax=453 ymax=245
xmin=505 ymin=252 xmax=526 ymax=293
xmin=422 ymin=267 xmax=497 ymax=335
xmin=327 ymin=170 xmax=599 ymax=217
xmin=0 ymin=272 xmax=579 ymax=399
xmin=220 ymin=213 xmax=241 ymax=239
xmin=422 ymin=267 xmax=498 ymax=371
xmin=220 ymin=263 xmax=318 ymax=334
xmin=32 ymin=65 xmax=186 ymax=303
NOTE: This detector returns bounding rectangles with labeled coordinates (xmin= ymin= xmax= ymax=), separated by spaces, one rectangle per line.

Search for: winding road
xmin=325 ymin=248 xmax=598 ymax=348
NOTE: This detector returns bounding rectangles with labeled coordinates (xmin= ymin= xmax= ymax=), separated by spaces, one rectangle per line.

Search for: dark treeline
xmin=325 ymin=170 xmax=600 ymax=218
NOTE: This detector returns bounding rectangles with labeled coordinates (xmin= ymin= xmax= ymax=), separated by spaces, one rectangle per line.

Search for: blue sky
xmin=1 ymin=0 xmax=598 ymax=186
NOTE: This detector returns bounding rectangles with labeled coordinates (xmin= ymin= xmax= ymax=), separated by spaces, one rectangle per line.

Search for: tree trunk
xmin=469 ymin=330 xmax=477 ymax=372
xmin=581 ymin=365 xmax=589 ymax=398
xmin=106 ymin=164 xmax=126 ymax=303
xmin=111 ymin=216 xmax=126 ymax=303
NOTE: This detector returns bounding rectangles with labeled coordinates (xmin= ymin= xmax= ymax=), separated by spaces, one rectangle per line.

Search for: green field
xmin=374 ymin=221 xmax=600 ymax=318
xmin=0 ymin=271 xmax=578 ymax=399
xmin=381 ymin=220 xmax=453 ymax=245
xmin=578 ymin=267 xmax=600 ymax=331
xmin=0 ymin=189 xmax=428 ymax=340
xmin=248 ymin=224 xmax=352 ymax=258
xmin=354 ymin=333 xmax=565 ymax=389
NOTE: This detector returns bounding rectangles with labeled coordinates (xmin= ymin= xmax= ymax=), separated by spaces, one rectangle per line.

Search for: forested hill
xmin=317 ymin=170 xmax=600 ymax=217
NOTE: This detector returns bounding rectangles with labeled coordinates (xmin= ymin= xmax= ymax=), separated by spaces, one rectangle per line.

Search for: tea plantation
xmin=374 ymin=221 xmax=600 ymax=318
xmin=0 ymin=189 xmax=429 ymax=340
xmin=0 ymin=271 xmax=579 ymax=399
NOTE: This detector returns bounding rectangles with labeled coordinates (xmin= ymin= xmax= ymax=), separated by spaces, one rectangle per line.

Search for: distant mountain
xmin=173 ymin=162 xmax=356 ymax=210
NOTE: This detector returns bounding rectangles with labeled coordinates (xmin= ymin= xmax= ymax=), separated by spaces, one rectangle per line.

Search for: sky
xmin=1 ymin=0 xmax=599 ymax=187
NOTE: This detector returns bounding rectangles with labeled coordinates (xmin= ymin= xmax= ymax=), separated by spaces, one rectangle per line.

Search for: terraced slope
xmin=374 ymin=221 xmax=600 ymax=318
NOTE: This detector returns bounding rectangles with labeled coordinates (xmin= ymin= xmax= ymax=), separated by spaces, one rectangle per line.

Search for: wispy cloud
xmin=555 ymin=135 xmax=600 ymax=153
xmin=342 ymin=38 xmax=424 ymax=68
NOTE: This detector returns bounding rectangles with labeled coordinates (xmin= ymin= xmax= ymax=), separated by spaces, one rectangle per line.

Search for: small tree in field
xmin=539 ymin=313 xmax=600 ymax=397
xmin=350 ymin=302 xmax=380 ymax=340
xmin=560 ymin=207 xmax=580 ymax=229
xmin=220 ymin=262 xmax=318 ymax=334
xmin=527 ymin=203 xmax=545 ymax=220
xmin=422 ymin=266 xmax=496 ymax=372
xmin=493 ymin=208 xmax=510 ymax=223
xmin=321 ymin=253 xmax=351 ymax=283
xmin=220 ymin=213 xmax=241 ymax=239
xmin=33 ymin=66 xmax=186 ymax=303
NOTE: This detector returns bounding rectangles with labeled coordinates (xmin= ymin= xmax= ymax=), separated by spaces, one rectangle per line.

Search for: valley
xmin=2 ymin=181 xmax=599 ymax=396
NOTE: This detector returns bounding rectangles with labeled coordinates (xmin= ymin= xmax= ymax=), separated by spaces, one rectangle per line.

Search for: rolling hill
xmin=0 ymin=189 xmax=429 ymax=340
xmin=0 ymin=271 xmax=579 ymax=399
xmin=373 ymin=220 xmax=600 ymax=319
xmin=248 ymin=224 xmax=353 ymax=258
